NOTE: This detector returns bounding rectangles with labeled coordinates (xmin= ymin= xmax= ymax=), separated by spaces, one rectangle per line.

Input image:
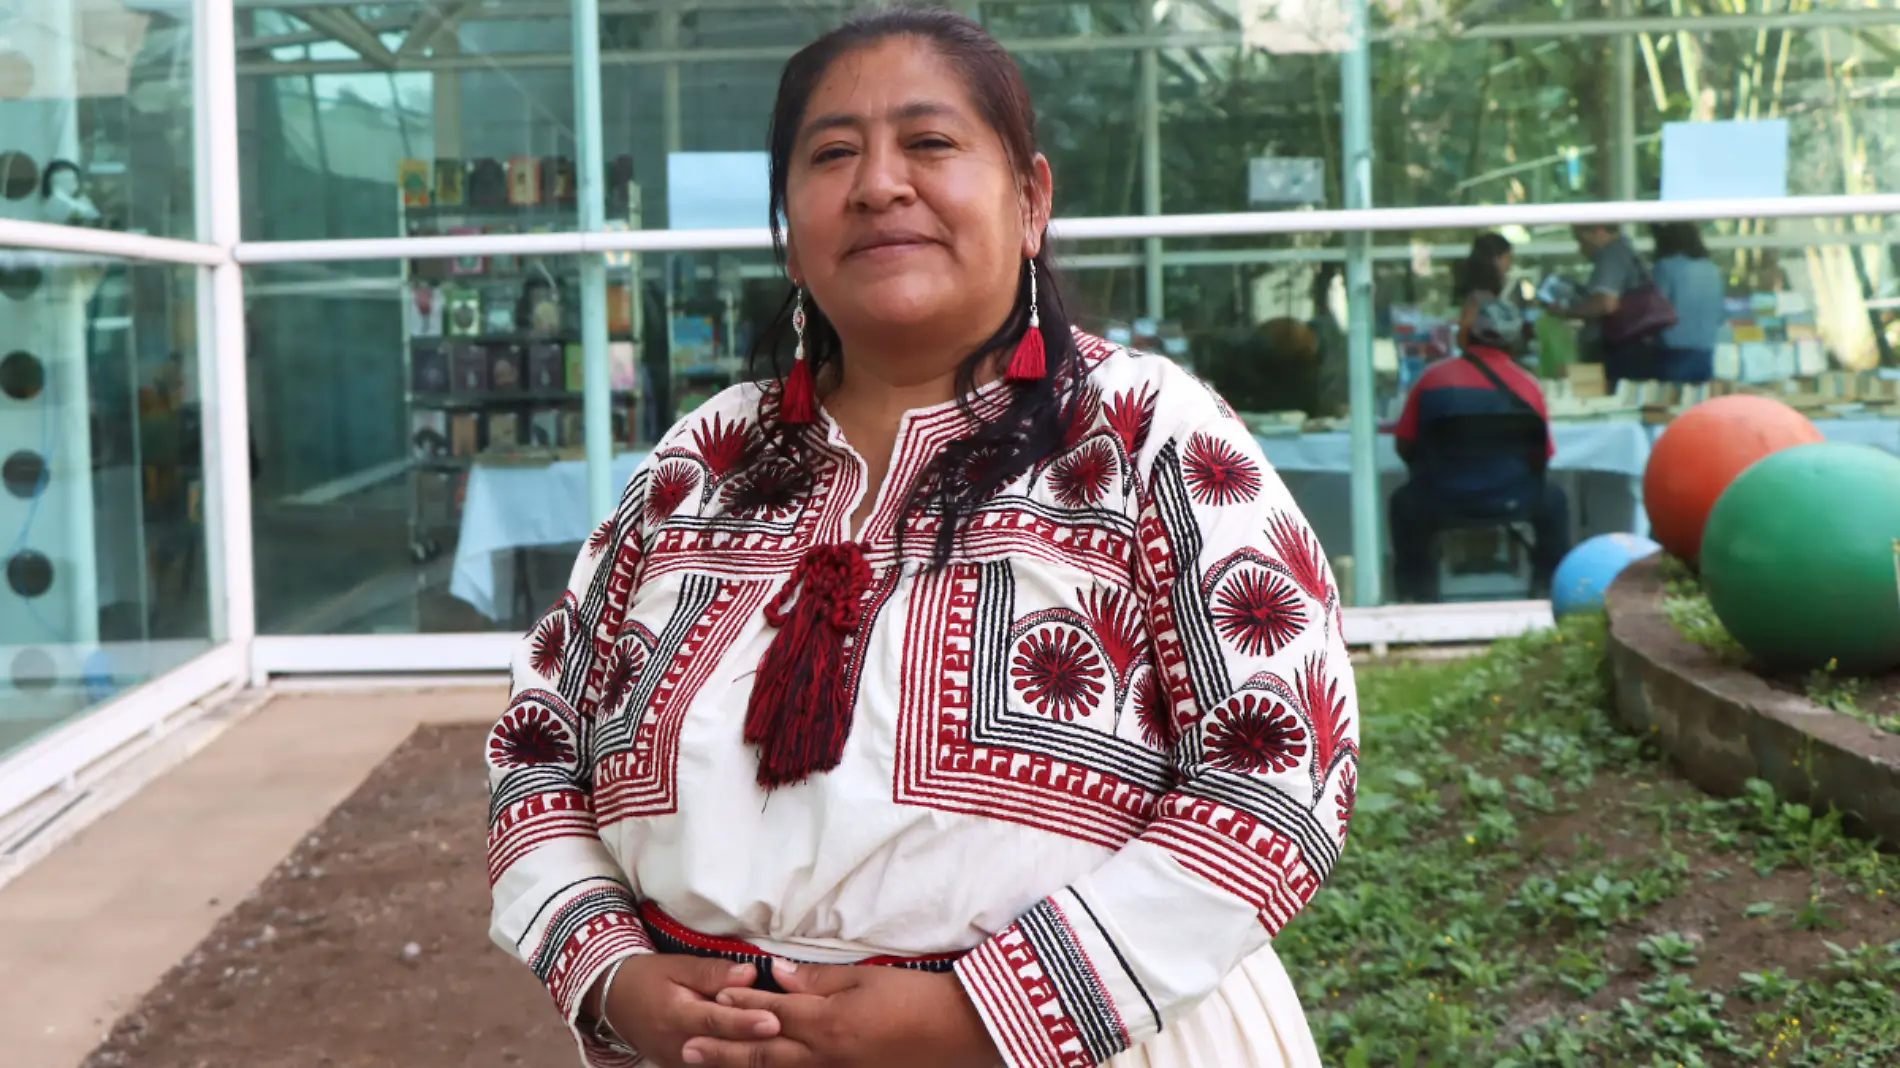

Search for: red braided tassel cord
xmin=744 ymin=543 xmax=872 ymax=788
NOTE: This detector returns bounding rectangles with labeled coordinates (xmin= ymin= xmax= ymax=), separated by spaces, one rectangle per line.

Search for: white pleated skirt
xmin=1105 ymin=944 xmax=1323 ymax=1068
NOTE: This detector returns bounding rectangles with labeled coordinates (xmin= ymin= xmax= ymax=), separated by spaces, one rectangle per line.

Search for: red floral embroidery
xmin=722 ymin=458 xmax=803 ymax=520
xmin=529 ymin=612 xmax=569 ymax=679
xmin=600 ymin=643 xmax=648 ymax=719
xmin=1211 ymin=569 xmax=1308 ymax=656
xmin=1336 ymin=761 xmax=1357 ymax=830
xmin=1011 ymin=626 xmax=1106 ymax=721
xmin=691 ymin=413 xmax=757 ymax=480
xmin=1063 ymin=384 xmax=1104 ymax=452
xmin=647 ymin=463 xmax=701 ymax=525
xmin=1182 ymin=432 xmax=1262 ymax=506
xmin=1105 ymin=384 xmax=1158 ymax=457
xmin=1133 ymin=669 xmax=1174 ymax=751
xmin=586 ymin=516 xmax=616 ymax=558
xmin=1051 ymin=440 xmax=1116 ymax=508
xmin=1081 ymin=586 xmax=1144 ymax=679
xmin=1266 ymin=511 xmax=1335 ymax=609
xmin=1206 ymin=693 xmax=1308 ymax=774
xmin=1295 ymin=652 xmax=1355 ymax=775
xmin=489 ymin=704 xmax=577 ymax=769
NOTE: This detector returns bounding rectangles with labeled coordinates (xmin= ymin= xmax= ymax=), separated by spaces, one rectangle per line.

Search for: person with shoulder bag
xmin=1556 ymin=223 xmax=1677 ymax=387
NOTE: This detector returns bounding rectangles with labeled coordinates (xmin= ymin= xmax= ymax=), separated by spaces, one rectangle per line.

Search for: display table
xmin=451 ymin=451 xmax=649 ymax=621
xmin=448 ymin=418 xmax=1900 ymax=621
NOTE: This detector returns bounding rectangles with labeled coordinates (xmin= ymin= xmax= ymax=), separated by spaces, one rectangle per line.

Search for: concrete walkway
xmin=0 ymin=685 xmax=503 ymax=1068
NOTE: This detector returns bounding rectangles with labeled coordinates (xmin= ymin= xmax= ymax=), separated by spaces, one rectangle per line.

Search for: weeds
xmin=1283 ymin=614 xmax=1900 ymax=1066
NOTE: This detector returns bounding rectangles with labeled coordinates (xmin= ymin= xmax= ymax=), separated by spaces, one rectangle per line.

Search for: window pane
xmin=0 ymin=254 xmax=212 ymax=754
xmin=249 ymin=250 xmax=786 ymax=634
xmin=1082 ymin=216 xmax=1900 ymax=607
xmin=0 ymin=0 xmax=195 ymax=238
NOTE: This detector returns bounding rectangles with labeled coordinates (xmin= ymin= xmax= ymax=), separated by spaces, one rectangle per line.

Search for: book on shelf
xmin=508 ymin=156 xmax=542 ymax=205
xmin=444 ymin=285 xmax=483 ymax=336
xmin=529 ymin=408 xmax=561 ymax=448
xmin=468 ymin=158 xmax=508 ymax=207
xmin=482 ymin=285 xmax=517 ymax=334
xmin=449 ymin=227 xmax=485 ymax=275
xmin=434 ymin=158 xmax=464 ymax=206
xmin=410 ymin=410 xmax=449 ymax=459
xmin=526 ymin=341 xmax=564 ymax=391
xmin=490 ymin=225 xmax=520 ymax=275
xmin=406 ymin=285 xmax=442 ymax=338
xmin=565 ymin=342 xmax=584 ymax=392
xmin=608 ymin=284 xmax=633 ymax=334
xmin=399 ymin=158 xmax=431 ymax=207
xmin=488 ymin=343 xmax=524 ymax=391
xmin=543 ymin=157 xmax=578 ymax=205
xmin=412 ymin=344 xmax=450 ymax=394
xmin=525 ymin=288 xmax=563 ymax=336
xmin=559 ymin=410 xmax=585 ymax=448
xmin=450 ymin=412 xmax=480 ymax=456
xmin=610 ymin=341 xmax=638 ymax=392
xmin=451 ymin=343 xmax=489 ymax=393
xmin=670 ymin=315 xmax=718 ymax=372
xmin=486 ymin=411 xmax=522 ymax=451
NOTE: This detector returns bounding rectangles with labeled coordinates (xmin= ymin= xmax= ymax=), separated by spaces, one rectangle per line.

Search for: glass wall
xmin=0 ymin=253 xmax=213 ymax=753
xmin=232 ymin=2 xmax=1900 ymax=242
xmin=226 ymin=0 xmax=1900 ymax=632
xmin=0 ymin=0 xmax=197 ymax=239
xmin=247 ymin=247 xmax=786 ymax=634
xmin=1163 ymin=215 xmax=1900 ymax=604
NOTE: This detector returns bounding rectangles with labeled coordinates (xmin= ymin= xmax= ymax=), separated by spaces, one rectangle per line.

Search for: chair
xmin=1407 ymin=410 xmax=1552 ymax=599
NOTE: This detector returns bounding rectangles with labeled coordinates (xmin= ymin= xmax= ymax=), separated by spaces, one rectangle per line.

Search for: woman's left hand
xmin=678 ymin=960 xmax=999 ymax=1068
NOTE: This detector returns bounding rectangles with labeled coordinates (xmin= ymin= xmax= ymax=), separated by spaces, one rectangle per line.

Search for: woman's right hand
xmin=598 ymin=957 xmax=781 ymax=1067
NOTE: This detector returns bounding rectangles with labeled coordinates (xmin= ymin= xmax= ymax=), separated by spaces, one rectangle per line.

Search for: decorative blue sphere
xmin=82 ymin=649 xmax=117 ymax=705
xmin=1551 ymin=532 xmax=1661 ymax=616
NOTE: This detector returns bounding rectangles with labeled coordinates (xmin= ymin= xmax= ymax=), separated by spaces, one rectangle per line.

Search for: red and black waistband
xmin=638 ymin=901 xmax=961 ymax=991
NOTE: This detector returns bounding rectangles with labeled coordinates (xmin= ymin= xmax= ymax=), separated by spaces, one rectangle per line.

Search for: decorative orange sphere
xmin=1643 ymin=394 xmax=1825 ymax=565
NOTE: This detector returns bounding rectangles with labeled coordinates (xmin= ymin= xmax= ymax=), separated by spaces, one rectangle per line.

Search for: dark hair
xmin=1650 ymin=221 xmax=1710 ymax=260
xmin=738 ymin=6 xmax=1081 ymax=565
xmin=1453 ymin=232 xmax=1512 ymax=302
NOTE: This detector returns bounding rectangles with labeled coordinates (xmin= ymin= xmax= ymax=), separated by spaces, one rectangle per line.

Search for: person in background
xmin=1453 ymin=232 xmax=1514 ymax=347
xmin=1649 ymin=222 xmax=1725 ymax=383
xmin=1559 ymin=223 xmax=1652 ymax=384
xmin=1389 ymin=300 xmax=1570 ymax=602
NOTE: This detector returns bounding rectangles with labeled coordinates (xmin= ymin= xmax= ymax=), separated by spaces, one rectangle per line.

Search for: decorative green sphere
xmin=1701 ymin=443 xmax=1900 ymax=675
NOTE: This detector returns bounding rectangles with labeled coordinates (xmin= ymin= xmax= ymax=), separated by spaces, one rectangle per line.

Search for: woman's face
xmin=1495 ymin=250 xmax=1514 ymax=276
xmin=783 ymin=37 xmax=1052 ymax=352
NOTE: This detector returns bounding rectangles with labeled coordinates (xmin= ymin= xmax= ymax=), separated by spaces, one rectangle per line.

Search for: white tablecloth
xmin=451 ymin=452 xmax=649 ymax=621
xmin=448 ymin=419 xmax=1900 ymax=620
xmin=1258 ymin=421 xmax=1651 ymax=476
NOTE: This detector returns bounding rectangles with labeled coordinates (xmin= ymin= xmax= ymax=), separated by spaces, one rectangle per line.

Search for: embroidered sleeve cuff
xmin=535 ymin=883 xmax=655 ymax=1067
xmin=954 ymin=891 xmax=1158 ymax=1068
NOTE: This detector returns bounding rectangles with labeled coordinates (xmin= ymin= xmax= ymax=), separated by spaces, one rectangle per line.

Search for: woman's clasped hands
xmin=601 ymin=955 xmax=1001 ymax=1068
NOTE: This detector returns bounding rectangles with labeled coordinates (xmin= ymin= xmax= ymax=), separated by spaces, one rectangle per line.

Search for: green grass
xmin=1278 ymin=615 xmax=1900 ymax=1067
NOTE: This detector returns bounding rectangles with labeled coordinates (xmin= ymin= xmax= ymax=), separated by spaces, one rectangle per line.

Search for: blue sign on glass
xmin=1661 ymin=120 xmax=1789 ymax=201
xmin=667 ymin=152 xmax=772 ymax=230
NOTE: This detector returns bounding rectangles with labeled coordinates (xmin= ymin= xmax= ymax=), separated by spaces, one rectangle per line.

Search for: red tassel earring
xmin=780 ymin=288 xmax=817 ymax=424
xmin=1005 ymin=260 xmax=1046 ymax=383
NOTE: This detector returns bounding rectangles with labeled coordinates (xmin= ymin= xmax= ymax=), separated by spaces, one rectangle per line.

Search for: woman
xmin=1649 ymin=222 xmax=1725 ymax=383
xmin=1453 ymin=232 xmax=1514 ymax=348
xmin=485 ymin=11 xmax=1357 ymax=1068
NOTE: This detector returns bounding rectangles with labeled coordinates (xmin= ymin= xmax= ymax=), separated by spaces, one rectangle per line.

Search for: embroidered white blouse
xmin=486 ymin=332 xmax=1360 ymax=1068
